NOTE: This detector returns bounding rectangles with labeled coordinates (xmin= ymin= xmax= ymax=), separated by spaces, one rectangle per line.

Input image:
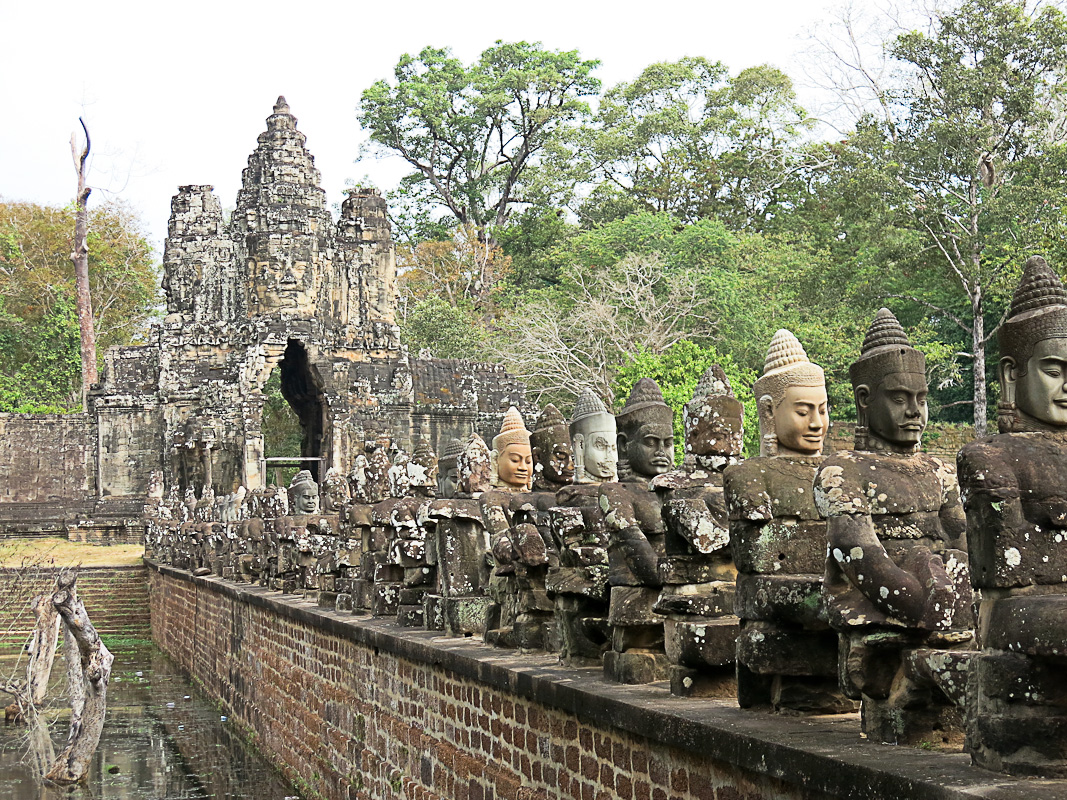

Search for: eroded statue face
xmin=622 ymin=422 xmax=674 ymax=477
xmin=535 ymin=441 xmax=574 ymax=485
xmin=1015 ymin=338 xmax=1067 ymax=427
xmin=438 ymin=465 xmax=460 ymax=499
xmin=865 ymin=371 xmax=928 ymax=449
xmin=774 ymin=385 xmax=829 ymax=456
xmin=580 ymin=425 xmax=618 ymax=481
xmin=497 ymin=442 xmax=533 ymax=489
xmin=292 ymin=483 xmax=319 ymax=515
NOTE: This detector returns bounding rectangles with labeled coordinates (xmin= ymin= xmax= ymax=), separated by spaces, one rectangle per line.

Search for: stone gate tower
xmin=90 ymin=98 xmax=527 ymax=498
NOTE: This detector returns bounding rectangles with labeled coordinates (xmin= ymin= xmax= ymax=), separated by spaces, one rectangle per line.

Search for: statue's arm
xmin=827 ymin=513 xmax=953 ymax=628
xmin=599 ymin=484 xmax=661 ymax=586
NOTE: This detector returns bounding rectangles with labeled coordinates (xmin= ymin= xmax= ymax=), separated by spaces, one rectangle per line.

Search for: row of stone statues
xmin=144 ymin=255 xmax=1067 ymax=778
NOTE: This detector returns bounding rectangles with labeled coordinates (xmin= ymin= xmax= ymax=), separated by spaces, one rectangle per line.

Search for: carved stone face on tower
xmin=570 ymin=390 xmax=619 ymax=483
xmin=255 ymin=253 xmax=314 ymax=312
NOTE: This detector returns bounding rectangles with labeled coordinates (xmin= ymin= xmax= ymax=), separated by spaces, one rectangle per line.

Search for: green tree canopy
xmin=800 ymin=0 xmax=1067 ymax=434
xmin=0 ymin=198 xmax=159 ymax=411
xmin=359 ymin=41 xmax=600 ymax=235
xmin=582 ymin=57 xmax=811 ymax=228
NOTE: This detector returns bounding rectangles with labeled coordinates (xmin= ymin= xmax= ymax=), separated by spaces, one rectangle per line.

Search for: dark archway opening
xmin=263 ymin=340 xmax=327 ymax=483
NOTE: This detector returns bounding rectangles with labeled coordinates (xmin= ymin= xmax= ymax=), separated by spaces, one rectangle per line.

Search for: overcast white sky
xmin=2 ymin=0 xmax=840 ymax=252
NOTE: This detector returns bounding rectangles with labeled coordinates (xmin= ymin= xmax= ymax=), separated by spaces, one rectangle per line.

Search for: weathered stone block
xmin=734 ymin=574 xmax=826 ymax=628
xmin=737 ymin=622 xmax=837 ymax=677
xmin=608 ymin=585 xmax=661 ymax=626
xmin=603 ymin=650 xmax=670 ymax=684
xmin=663 ymin=616 xmax=739 ymax=668
xmin=732 ymin=519 xmax=827 ymax=575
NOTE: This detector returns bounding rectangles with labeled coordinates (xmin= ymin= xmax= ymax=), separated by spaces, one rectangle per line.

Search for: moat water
xmin=0 ymin=641 xmax=301 ymax=799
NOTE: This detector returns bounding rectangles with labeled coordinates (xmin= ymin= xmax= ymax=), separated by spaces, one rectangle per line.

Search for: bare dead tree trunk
xmin=44 ymin=571 xmax=113 ymax=785
xmin=70 ymin=118 xmax=97 ymax=408
xmin=972 ymin=286 xmax=987 ymax=437
xmin=26 ymin=594 xmax=61 ymax=705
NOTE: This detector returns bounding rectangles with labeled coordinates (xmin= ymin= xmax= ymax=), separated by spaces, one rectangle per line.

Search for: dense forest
xmin=3 ymin=0 xmax=1066 ymax=449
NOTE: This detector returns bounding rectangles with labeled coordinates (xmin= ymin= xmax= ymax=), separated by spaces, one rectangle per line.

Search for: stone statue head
xmin=998 ymin=256 xmax=1067 ymax=433
xmin=752 ymin=329 xmax=828 ymax=458
xmin=458 ymin=433 xmax=493 ymax=494
xmin=491 ymin=407 xmax=533 ymax=491
xmin=530 ymin=403 xmax=574 ymax=489
xmin=616 ymin=378 xmax=675 ymax=481
xmin=388 ymin=448 xmax=412 ymax=497
xmin=321 ymin=467 xmax=349 ymax=513
xmin=408 ymin=439 xmax=439 ymax=493
xmin=849 ymin=308 xmax=928 ymax=453
xmin=683 ymin=365 xmax=744 ymax=470
xmin=288 ymin=470 xmax=319 ymax=515
xmin=570 ymin=389 xmax=618 ymax=484
xmin=361 ymin=441 xmax=392 ymax=503
xmin=436 ymin=438 xmax=464 ymax=498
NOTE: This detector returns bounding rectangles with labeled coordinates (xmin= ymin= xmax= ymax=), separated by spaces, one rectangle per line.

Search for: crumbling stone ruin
xmin=653 ymin=366 xmax=743 ymax=697
xmin=0 ymin=98 xmax=530 ymax=542
xmin=22 ymin=94 xmax=1063 ymax=779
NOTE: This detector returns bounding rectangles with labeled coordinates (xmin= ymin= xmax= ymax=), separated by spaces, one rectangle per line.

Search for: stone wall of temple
xmin=148 ymin=564 xmax=1057 ymax=800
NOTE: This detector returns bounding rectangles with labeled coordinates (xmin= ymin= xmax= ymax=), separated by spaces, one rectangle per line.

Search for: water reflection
xmin=0 ymin=644 xmax=301 ymax=799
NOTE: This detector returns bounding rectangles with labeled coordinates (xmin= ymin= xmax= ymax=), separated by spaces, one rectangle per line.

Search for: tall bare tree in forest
xmin=70 ymin=118 xmax=97 ymax=405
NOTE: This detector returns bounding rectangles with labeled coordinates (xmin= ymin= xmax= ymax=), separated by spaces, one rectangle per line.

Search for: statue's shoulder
xmin=813 ymin=450 xmax=875 ymax=516
xmin=724 ymin=458 xmax=773 ymax=521
xmin=958 ymin=433 xmax=1040 ymax=499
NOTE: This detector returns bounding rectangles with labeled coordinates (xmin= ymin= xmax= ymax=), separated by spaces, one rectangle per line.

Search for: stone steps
xmin=0 ymin=566 xmax=151 ymax=651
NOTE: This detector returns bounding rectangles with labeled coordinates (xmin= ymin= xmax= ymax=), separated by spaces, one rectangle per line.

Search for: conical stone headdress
xmin=492 ymin=406 xmax=531 ymax=452
xmin=1000 ymin=256 xmax=1067 ymax=372
xmin=615 ymin=378 xmax=674 ymax=433
xmin=570 ymin=389 xmax=614 ymax=437
xmin=438 ymin=437 xmax=464 ymax=468
xmin=849 ymin=308 xmax=926 ymax=390
xmin=530 ymin=404 xmax=568 ymax=453
xmin=752 ymin=329 xmax=825 ymax=407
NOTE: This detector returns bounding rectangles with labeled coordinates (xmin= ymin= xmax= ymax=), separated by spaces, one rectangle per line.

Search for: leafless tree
xmin=70 ymin=118 xmax=98 ymax=406
xmin=488 ymin=253 xmax=713 ymax=405
xmin=2 ymin=569 xmax=113 ymax=787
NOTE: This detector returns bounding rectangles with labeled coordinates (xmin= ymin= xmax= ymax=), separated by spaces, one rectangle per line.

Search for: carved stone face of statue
xmin=438 ymin=465 xmax=460 ymax=498
xmin=537 ymin=441 xmax=574 ymax=485
xmin=773 ymin=385 xmax=829 ymax=456
xmin=579 ymin=424 xmax=618 ymax=481
xmin=496 ymin=442 xmax=533 ymax=489
xmin=292 ymin=482 xmax=319 ymax=514
xmin=621 ymin=422 xmax=674 ymax=478
xmin=1011 ymin=338 xmax=1067 ymax=428
xmin=862 ymin=371 xmax=928 ymax=449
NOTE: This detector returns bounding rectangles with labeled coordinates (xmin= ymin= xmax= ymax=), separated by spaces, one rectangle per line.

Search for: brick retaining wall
xmin=147 ymin=563 xmax=1065 ymax=800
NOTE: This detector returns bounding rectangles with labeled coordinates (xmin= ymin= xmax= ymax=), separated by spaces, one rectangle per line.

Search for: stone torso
xmin=958 ymin=432 xmax=1067 ymax=589
xmin=725 ymin=456 xmax=825 ymax=577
